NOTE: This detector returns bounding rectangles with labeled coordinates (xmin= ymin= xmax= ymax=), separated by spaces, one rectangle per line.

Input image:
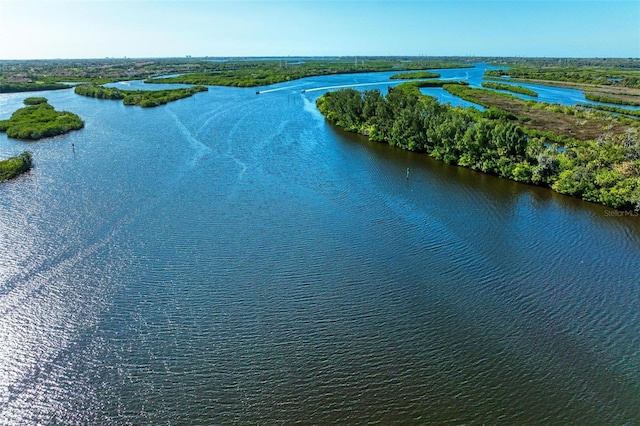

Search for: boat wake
xmin=256 ymin=83 xmax=306 ymax=94
xmin=303 ymin=81 xmax=399 ymax=93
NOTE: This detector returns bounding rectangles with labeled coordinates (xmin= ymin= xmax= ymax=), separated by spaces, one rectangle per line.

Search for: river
xmin=1 ymin=65 xmax=639 ymax=424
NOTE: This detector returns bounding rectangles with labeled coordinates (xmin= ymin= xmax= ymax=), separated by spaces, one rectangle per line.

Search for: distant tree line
xmin=146 ymin=59 xmax=471 ymax=88
xmin=0 ymin=83 xmax=69 ymax=93
xmin=390 ymin=71 xmax=441 ymax=80
xmin=486 ymin=67 xmax=640 ymax=88
xmin=317 ymin=84 xmax=640 ymax=210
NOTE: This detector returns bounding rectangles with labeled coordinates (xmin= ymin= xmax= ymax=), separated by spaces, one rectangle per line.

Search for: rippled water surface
xmin=1 ymin=65 xmax=639 ymax=424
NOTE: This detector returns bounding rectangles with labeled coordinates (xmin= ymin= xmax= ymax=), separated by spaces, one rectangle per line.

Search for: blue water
xmin=1 ymin=67 xmax=639 ymax=424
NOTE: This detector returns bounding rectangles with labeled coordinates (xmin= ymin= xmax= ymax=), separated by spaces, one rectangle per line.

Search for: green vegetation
xmin=0 ymin=57 xmax=470 ymax=88
xmin=23 ymin=97 xmax=49 ymax=105
xmin=584 ymin=92 xmax=640 ymax=106
xmin=486 ymin=66 xmax=640 ymax=88
xmin=316 ymin=84 xmax=640 ymax=211
xmin=483 ymin=60 xmax=640 ymax=117
xmin=390 ymin=71 xmax=440 ymax=80
xmin=0 ymin=151 xmax=33 ymax=182
xmin=481 ymin=82 xmax=538 ymax=97
xmin=146 ymin=58 xmax=471 ymax=87
xmin=74 ymin=84 xmax=208 ymax=107
xmin=484 ymin=57 xmax=640 ymax=70
xmin=0 ymin=99 xmax=84 ymax=140
xmin=74 ymin=84 xmax=124 ymax=100
xmin=0 ymin=82 xmax=69 ymax=93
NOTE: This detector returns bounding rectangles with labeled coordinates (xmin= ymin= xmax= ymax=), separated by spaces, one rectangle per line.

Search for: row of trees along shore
xmin=316 ymin=83 xmax=640 ymax=211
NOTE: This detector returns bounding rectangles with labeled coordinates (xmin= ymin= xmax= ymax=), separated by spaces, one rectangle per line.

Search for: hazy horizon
xmin=1 ymin=0 xmax=638 ymax=61
xmin=1 ymin=54 xmax=638 ymax=62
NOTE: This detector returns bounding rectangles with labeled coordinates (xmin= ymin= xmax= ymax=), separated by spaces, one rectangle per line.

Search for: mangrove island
xmin=74 ymin=84 xmax=208 ymax=107
xmin=0 ymin=98 xmax=84 ymax=140
xmin=0 ymin=151 xmax=33 ymax=182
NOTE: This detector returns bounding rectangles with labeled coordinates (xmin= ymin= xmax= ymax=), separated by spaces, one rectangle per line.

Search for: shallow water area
xmin=1 ymin=66 xmax=639 ymax=424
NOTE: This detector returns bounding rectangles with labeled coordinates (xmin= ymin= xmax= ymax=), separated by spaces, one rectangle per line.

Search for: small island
xmin=74 ymin=84 xmax=208 ymax=107
xmin=0 ymin=151 xmax=33 ymax=182
xmin=390 ymin=71 xmax=441 ymax=80
xmin=0 ymin=98 xmax=84 ymax=140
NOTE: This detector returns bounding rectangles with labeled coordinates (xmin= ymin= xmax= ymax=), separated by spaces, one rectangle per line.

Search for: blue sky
xmin=0 ymin=1 xmax=638 ymax=59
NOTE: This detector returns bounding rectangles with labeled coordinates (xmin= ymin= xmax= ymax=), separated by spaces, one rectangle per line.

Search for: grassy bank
xmin=584 ymin=92 xmax=640 ymax=106
xmin=481 ymin=81 xmax=538 ymax=97
xmin=443 ymin=84 xmax=636 ymax=141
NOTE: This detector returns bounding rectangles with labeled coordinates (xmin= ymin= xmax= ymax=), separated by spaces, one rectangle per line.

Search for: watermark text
xmin=604 ymin=209 xmax=639 ymax=217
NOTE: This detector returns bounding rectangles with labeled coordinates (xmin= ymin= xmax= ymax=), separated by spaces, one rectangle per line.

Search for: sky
xmin=0 ymin=0 xmax=638 ymax=60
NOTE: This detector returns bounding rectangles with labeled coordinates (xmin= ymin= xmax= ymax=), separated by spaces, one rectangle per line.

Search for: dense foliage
xmin=23 ymin=97 xmax=49 ymax=105
xmin=122 ymin=86 xmax=208 ymax=107
xmin=74 ymin=84 xmax=125 ymax=100
xmin=74 ymin=84 xmax=208 ymax=107
xmin=317 ymin=85 xmax=640 ymax=210
xmin=390 ymin=71 xmax=440 ymax=80
xmin=0 ymin=151 xmax=33 ymax=182
xmin=0 ymin=100 xmax=84 ymax=140
xmin=481 ymin=82 xmax=538 ymax=97
xmin=0 ymin=82 xmax=69 ymax=93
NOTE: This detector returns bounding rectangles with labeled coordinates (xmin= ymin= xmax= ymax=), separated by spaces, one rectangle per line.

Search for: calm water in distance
xmin=1 ymin=64 xmax=639 ymax=424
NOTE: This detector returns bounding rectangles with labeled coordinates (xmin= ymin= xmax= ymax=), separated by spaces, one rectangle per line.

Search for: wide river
xmin=1 ymin=65 xmax=639 ymax=424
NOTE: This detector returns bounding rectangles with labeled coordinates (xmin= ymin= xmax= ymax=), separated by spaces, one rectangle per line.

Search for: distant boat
xmin=256 ymin=91 xmax=260 ymax=95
